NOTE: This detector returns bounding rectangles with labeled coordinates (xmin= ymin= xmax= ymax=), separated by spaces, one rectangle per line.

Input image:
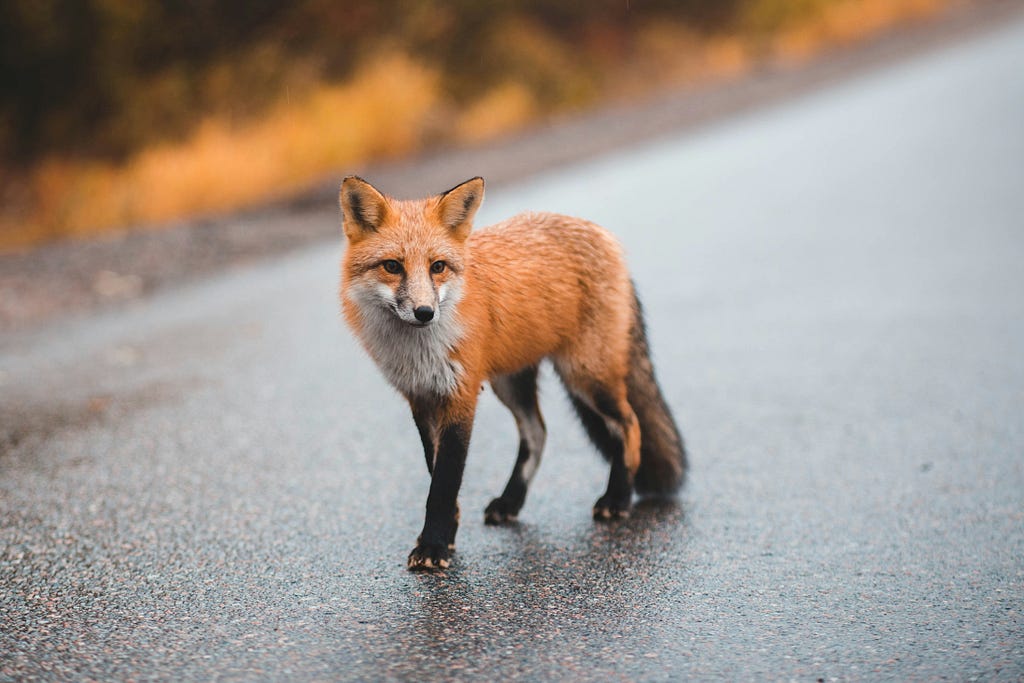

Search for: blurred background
xmin=0 ymin=0 xmax=952 ymax=252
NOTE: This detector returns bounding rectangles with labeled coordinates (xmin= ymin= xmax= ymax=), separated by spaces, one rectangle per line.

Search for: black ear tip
xmin=462 ymin=177 xmax=485 ymax=202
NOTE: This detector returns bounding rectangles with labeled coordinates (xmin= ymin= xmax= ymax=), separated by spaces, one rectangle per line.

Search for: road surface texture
xmin=2 ymin=14 xmax=1023 ymax=683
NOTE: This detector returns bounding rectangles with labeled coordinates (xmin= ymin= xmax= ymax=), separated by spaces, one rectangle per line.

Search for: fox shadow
xmin=400 ymin=496 xmax=689 ymax=656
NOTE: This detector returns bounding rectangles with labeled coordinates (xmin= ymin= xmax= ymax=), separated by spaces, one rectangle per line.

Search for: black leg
xmin=593 ymin=449 xmax=634 ymax=520
xmin=483 ymin=439 xmax=530 ymax=524
xmin=568 ymin=392 xmax=635 ymax=520
xmin=411 ymin=406 xmax=436 ymax=475
xmin=485 ymin=367 xmax=545 ymax=524
xmin=408 ymin=417 xmax=472 ymax=571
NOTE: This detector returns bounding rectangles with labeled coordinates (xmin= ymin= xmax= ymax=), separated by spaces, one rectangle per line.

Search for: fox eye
xmin=381 ymin=260 xmax=402 ymax=274
xmin=430 ymin=260 xmax=446 ymax=274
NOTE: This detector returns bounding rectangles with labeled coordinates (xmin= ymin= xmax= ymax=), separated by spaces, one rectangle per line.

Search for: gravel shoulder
xmin=1 ymin=0 xmax=1020 ymax=334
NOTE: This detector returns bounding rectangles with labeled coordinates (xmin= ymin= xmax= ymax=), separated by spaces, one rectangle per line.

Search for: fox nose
xmin=413 ymin=306 xmax=435 ymax=322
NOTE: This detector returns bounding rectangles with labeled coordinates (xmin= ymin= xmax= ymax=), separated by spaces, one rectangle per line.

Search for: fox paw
xmin=484 ymin=497 xmax=521 ymax=525
xmin=407 ymin=543 xmax=451 ymax=572
xmin=592 ymin=495 xmax=631 ymax=521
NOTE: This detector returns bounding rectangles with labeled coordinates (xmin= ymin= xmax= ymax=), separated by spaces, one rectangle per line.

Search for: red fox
xmin=339 ymin=176 xmax=685 ymax=571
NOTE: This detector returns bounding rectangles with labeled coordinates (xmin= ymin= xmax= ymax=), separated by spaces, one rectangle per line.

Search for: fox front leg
xmin=411 ymin=405 xmax=438 ymax=475
xmin=408 ymin=410 xmax=474 ymax=571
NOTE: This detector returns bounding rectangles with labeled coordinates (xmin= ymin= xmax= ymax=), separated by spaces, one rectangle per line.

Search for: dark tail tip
xmin=628 ymin=285 xmax=687 ymax=496
xmin=634 ymin=432 xmax=687 ymax=496
xmin=632 ymin=386 xmax=687 ymax=496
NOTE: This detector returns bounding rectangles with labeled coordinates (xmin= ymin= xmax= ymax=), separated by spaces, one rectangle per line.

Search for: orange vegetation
xmin=0 ymin=0 xmax=952 ymax=252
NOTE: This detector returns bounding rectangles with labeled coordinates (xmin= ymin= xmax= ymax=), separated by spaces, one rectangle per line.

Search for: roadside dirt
xmin=1 ymin=0 xmax=1020 ymax=334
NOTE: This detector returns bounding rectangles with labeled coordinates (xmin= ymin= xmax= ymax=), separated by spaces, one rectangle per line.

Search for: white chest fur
xmin=350 ymin=296 xmax=464 ymax=398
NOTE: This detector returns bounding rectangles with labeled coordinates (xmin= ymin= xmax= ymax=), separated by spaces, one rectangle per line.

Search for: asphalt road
xmin=3 ymin=16 xmax=1023 ymax=682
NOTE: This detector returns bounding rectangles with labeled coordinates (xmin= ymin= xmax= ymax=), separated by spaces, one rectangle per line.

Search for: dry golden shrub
xmin=484 ymin=16 xmax=595 ymax=110
xmin=635 ymin=23 xmax=752 ymax=89
xmin=771 ymin=0 xmax=947 ymax=61
xmin=1 ymin=54 xmax=439 ymax=247
xmin=456 ymin=82 xmax=538 ymax=145
xmin=0 ymin=0 xmax=954 ymax=251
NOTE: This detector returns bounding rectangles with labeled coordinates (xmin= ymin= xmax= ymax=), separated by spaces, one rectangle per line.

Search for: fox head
xmin=339 ymin=176 xmax=484 ymax=329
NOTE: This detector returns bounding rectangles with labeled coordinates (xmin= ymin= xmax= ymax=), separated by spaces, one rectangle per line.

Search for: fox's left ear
xmin=435 ymin=177 xmax=484 ymax=240
xmin=340 ymin=176 xmax=391 ymax=242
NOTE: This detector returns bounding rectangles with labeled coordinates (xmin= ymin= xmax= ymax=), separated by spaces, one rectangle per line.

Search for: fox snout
xmin=395 ymin=274 xmax=440 ymax=326
xmin=390 ymin=298 xmax=438 ymax=327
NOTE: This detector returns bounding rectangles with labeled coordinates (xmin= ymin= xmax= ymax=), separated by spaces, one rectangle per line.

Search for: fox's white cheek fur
xmin=374 ymin=282 xmax=396 ymax=306
xmin=347 ymin=279 xmax=396 ymax=309
xmin=438 ymin=280 xmax=463 ymax=309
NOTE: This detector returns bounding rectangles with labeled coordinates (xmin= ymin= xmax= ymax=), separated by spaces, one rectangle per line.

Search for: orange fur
xmin=338 ymin=176 xmax=684 ymax=569
xmin=341 ymin=189 xmax=632 ymax=398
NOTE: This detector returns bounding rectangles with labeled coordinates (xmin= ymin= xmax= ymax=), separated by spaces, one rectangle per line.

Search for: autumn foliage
xmin=0 ymin=0 xmax=947 ymax=250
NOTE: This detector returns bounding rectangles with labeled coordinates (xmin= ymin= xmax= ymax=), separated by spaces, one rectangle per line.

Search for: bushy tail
xmin=628 ymin=288 xmax=687 ymax=496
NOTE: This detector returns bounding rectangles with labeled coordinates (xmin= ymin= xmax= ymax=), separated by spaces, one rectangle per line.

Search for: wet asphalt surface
xmin=3 ymin=16 xmax=1024 ymax=682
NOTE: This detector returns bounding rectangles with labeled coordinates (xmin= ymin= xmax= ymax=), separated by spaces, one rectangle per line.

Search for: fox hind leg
xmin=560 ymin=373 xmax=640 ymax=520
xmin=485 ymin=366 xmax=546 ymax=524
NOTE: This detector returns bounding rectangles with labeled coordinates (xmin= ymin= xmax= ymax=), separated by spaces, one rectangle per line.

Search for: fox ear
xmin=435 ymin=177 xmax=484 ymax=239
xmin=340 ymin=176 xmax=390 ymax=241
